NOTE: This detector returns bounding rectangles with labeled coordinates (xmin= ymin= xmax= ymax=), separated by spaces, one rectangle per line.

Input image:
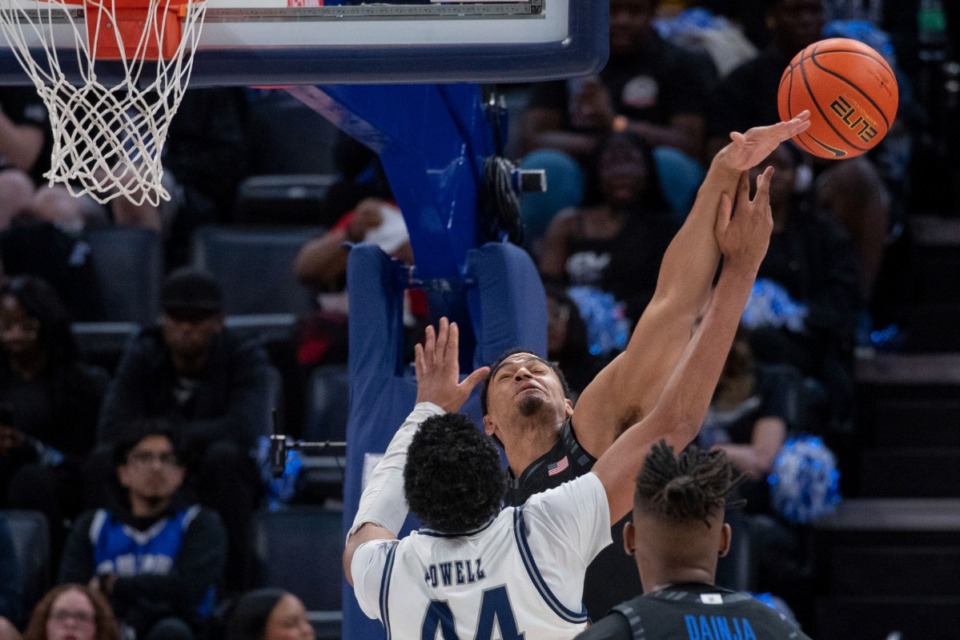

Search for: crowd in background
xmin=0 ymin=0 xmax=957 ymax=638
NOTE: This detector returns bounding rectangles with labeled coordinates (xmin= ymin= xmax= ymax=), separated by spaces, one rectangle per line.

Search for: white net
xmin=0 ymin=0 xmax=208 ymax=205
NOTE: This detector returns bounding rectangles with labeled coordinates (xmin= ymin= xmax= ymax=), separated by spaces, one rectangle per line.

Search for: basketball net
xmin=0 ymin=1 xmax=209 ymax=205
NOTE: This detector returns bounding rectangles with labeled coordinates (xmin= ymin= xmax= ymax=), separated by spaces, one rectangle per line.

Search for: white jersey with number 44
xmin=351 ymin=472 xmax=612 ymax=639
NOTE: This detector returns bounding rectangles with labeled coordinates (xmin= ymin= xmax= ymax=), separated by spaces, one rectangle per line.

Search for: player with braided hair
xmin=575 ymin=441 xmax=812 ymax=639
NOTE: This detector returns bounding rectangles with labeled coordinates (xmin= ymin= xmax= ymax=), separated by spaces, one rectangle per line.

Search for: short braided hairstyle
xmin=635 ymin=440 xmax=744 ymax=529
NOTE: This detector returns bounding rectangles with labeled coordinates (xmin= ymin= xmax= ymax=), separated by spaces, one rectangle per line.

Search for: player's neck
xmin=642 ymin=566 xmax=716 ymax=594
xmin=505 ymin=414 xmax=564 ymax=477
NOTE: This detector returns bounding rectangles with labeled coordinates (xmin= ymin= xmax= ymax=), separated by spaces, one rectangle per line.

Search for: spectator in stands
xmin=60 ymin=422 xmax=227 ymax=640
xmin=539 ymin=131 xmax=679 ymax=328
xmin=0 ymin=214 xmax=104 ymax=322
xmin=544 ymin=284 xmax=605 ymax=399
xmin=295 ymin=196 xmax=413 ymax=295
xmin=21 ymin=585 xmax=118 ymax=640
xmin=0 ymin=87 xmax=48 ymax=178
xmin=224 ymin=589 xmax=314 ymax=640
xmin=95 ymin=267 xmax=277 ymax=592
xmin=745 ymin=143 xmax=860 ymax=430
xmin=521 ymin=0 xmax=717 ymax=161
xmin=574 ymin=441 xmax=812 ymax=640
xmin=294 ymin=196 xmax=421 ymax=368
xmin=0 ymin=276 xmax=110 ymax=554
xmin=699 ymin=326 xmax=796 ymax=514
xmin=0 ymin=513 xmax=22 ymax=639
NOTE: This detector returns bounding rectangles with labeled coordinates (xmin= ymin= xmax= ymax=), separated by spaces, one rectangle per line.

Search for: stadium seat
xmin=3 ymin=510 xmax=50 ymax=620
xmin=71 ymin=321 xmax=140 ymax=374
xmin=303 ymin=364 xmax=349 ymax=445
xmin=83 ymin=227 xmax=164 ymax=325
xmin=253 ymin=506 xmax=343 ymax=639
xmin=235 ymin=174 xmax=340 ymax=228
xmin=191 ymin=226 xmax=323 ymax=316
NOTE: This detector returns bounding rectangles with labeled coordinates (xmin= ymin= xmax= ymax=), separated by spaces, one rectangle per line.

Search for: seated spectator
xmin=0 ymin=276 xmax=110 ymax=553
xmin=21 ymin=585 xmax=118 ymax=640
xmin=539 ymin=131 xmax=679 ymax=329
xmin=60 ymin=423 xmax=227 ymax=640
xmin=294 ymin=196 xmax=423 ymax=368
xmin=699 ymin=327 xmax=794 ymax=515
xmin=744 ymin=143 xmax=860 ymax=430
xmin=0 ymin=513 xmax=22 ymax=639
xmin=0 ymin=87 xmax=52 ymax=191
xmin=295 ymin=197 xmax=413 ymax=295
xmin=544 ymin=284 xmax=606 ymax=399
xmin=522 ymin=0 xmax=716 ymax=162
xmin=94 ymin=268 xmax=277 ymax=592
xmin=575 ymin=441 xmax=812 ymax=639
xmin=224 ymin=589 xmax=313 ymax=640
xmin=0 ymin=214 xmax=103 ymax=322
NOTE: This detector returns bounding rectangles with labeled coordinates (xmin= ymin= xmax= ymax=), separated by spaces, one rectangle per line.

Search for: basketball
xmin=778 ymin=37 xmax=898 ymax=160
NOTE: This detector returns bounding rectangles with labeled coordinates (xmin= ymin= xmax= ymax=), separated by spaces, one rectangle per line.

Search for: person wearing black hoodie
xmin=59 ymin=422 xmax=227 ymax=640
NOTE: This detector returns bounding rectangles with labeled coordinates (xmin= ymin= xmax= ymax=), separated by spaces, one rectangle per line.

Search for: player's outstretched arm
xmin=343 ymin=319 xmax=488 ymax=585
xmin=573 ymin=113 xmax=810 ymax=459
xmin=592 ymin=167 xmax=776 ymax=524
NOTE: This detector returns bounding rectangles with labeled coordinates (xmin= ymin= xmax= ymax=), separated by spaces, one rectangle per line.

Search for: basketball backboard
xmin=0 ymin=0 xmax=607 ymax=85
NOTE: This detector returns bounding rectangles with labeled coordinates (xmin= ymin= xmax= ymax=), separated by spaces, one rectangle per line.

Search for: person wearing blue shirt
xmin=60 ymin=422 xmax=226 ymax=640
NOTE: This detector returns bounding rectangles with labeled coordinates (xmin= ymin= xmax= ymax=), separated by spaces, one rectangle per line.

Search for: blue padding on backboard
xmin=466 ymin=242 xmax=548 ymax=366
xmin=342 ymin=244 xmax=415 ymax=640
xmin=341 ymin=241 xmax=546 ymax=639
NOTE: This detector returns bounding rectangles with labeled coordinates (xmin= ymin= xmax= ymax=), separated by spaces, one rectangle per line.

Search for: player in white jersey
xmin=344 ymin=161 xmax=778 ymax=639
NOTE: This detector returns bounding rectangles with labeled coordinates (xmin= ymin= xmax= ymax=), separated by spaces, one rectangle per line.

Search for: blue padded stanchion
xmin=341 ymin=242 xmax=546 ymax=639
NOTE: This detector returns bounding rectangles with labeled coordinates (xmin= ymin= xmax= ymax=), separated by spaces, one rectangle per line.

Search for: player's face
xmin=118 ymin=434 xmax=185 ymax=503
xmin=46 ymin=589 xmax=97 ymax=640
xmin=264 ymin=594 xmax=315 ymax=640
xmin=483 ymin=353 xmax=572 ymax=433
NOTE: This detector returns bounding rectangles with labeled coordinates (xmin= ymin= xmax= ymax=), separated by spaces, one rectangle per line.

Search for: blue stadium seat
xmin=253 ymin=506 xmax=343 ymax=639
xmin=3 ymin=510 xmax=50 ymax=620
xmin=191 ymin=226 xmax=323 ymax=316
xmin=83 ymin=227 xmax=163 ymax=324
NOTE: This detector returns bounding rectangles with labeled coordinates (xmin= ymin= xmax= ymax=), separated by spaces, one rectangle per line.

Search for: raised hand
xmin=414 ymin=317 xmax=490 ymax=414
xmin=715 ymin=168 xmax=774 ymax=276
xmin=719 ymin=111 xmax=811 ymax=172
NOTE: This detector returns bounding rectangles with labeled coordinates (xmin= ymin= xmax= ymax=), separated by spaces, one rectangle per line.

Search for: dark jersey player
xmin=574 ymin=441 xmax=812 ymax=640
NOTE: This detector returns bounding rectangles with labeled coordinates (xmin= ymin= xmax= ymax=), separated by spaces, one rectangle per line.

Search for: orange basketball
xmin=778 ymin=37 xmax=898 ymax=160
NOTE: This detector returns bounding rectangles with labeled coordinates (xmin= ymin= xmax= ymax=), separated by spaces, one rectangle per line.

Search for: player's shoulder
xmin=523 ymin=472 xmax=604 ymax=515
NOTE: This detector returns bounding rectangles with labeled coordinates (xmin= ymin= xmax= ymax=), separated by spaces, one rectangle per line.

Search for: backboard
xmin=0 ymin=0 xmax=608 ymax=85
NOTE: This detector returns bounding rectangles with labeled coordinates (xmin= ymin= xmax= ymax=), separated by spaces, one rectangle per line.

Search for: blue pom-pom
xmin=768 ymin=435 xmax=841 ymax=524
